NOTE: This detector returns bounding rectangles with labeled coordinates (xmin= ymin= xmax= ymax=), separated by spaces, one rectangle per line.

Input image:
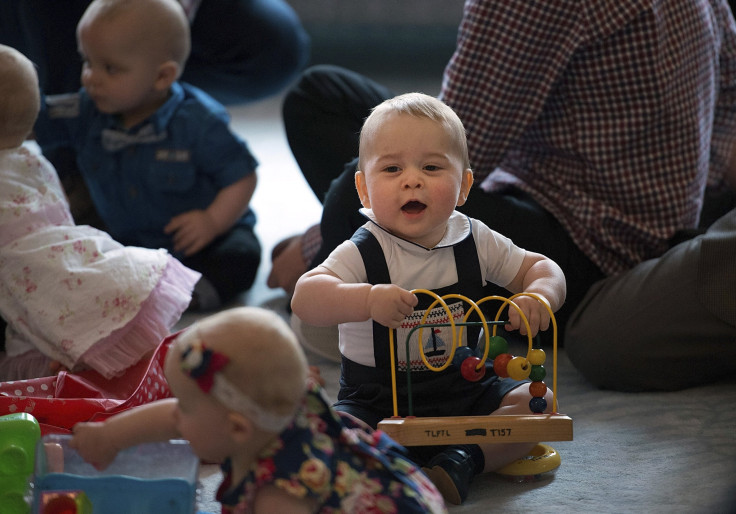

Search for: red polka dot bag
xmin=0 ymin=333 xmax=178 ymax=435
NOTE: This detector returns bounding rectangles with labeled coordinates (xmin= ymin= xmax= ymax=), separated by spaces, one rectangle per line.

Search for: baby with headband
xmin=70 ymin=306 xmax=447 ymax=513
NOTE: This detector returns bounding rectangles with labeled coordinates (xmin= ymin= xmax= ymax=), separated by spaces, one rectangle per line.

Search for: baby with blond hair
xmin=71 ymin=307 xmax=447 ymax=513
xmin=293 ymin=92 xmax=566 ymax=504
xmin=34 ymin=0 xmax=262 ymax=311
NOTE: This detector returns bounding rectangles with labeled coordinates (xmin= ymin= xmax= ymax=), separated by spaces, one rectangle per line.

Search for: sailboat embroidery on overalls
xmin=399 ymin=300 xmax=464 ymax=372
xmin=350 ymin=219 xmax=487 ymax=378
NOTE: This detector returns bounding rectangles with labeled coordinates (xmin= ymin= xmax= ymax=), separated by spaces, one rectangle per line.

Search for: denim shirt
xmin=35 ymin=81 xmax=258 ymax=251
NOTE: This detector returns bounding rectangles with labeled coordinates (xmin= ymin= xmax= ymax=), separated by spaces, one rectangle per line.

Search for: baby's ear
xmin=154 ymin=60 xmax=180 ymax=92
xmin=456 ymin=168 xmax=474 ymax=206
xmin=227 ymin=411 xmax=254 ymax=444
xmin=354 ymin=170 xmax=371 ymax=208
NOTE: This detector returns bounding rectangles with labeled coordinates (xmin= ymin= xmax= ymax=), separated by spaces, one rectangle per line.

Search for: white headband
xmin=175 ymin=333 xmax=294 ymax=433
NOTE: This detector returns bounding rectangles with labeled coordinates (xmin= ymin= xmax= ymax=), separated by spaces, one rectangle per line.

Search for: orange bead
xmin=493 ymin=353 xmax=513 ymax=378
xmin=529 ymin=381 xmax=548 ymax=397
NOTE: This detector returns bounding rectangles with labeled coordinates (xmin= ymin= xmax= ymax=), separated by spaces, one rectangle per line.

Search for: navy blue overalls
xmin=334 ymin=225 xmax=523 ymax=429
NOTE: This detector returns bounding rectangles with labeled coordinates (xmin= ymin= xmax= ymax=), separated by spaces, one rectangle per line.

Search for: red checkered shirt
xmin=440 ymin=0 xmax=736 ymax=274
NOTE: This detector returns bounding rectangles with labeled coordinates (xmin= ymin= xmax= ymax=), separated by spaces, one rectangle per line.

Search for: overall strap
xmin=448 ymin=230 xmax=485 ymax=301
xmin=351 ymin=227 xmax=393 ymax=374
xmin=351 ymin=227 xmax=391 ymax=284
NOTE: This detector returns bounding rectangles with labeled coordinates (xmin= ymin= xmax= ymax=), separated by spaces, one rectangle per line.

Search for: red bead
xmin=460 ymin=356 xmax=486 ymax=382
xmin=529 ymin=381 xmax=547 ymax=397
xmin=493 ymin=353 xmax=513 ymax=378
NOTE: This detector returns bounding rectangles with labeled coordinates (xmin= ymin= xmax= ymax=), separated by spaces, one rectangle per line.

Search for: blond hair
xmin=78 ymin=0 xmax=190 ymax=71
xmin=358 ymin=92 xmax=471 ymax=170
xmin=0 ymin=45 xmax=40 ymax=147
xmin=181 ymin=307 xmax=308 ymax=421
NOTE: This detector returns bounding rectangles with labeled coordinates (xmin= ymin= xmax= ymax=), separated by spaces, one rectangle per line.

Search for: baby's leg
xmin=421 ymin=383 xmax=555 ymax=504
xmin=480 ymin=383 xmax=554 ymax=472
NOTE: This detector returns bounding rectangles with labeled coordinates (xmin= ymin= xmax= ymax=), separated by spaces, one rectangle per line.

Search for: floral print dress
xmin=0 ymin=144 xmax=200 ymax=380
xmin=216 ymin=381 xmax=447 ymax=513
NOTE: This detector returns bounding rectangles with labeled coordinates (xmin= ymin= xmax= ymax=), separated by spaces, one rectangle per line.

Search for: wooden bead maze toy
xmin=377 ymin=291 xmax=572 ymax=476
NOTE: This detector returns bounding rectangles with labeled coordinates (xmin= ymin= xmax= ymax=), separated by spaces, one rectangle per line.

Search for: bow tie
xmin=101 ymin=124 xmax=167 ymax=152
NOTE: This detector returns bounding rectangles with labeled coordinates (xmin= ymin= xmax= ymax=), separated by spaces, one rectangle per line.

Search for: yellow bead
xmin=527 ymin=348 xmax=546 ymax=366
xmin=507 ymin=356 xmax=531 ymax=381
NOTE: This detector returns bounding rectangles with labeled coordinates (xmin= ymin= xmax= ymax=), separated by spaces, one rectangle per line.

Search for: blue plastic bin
xmin=33 ymin=434 xmax=199 ymax=514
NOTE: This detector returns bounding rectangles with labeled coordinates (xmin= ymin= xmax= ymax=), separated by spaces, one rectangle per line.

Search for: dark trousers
xmin=0 ymin=0 xmax=310 ymax=104
xmin=179 ymin=224 xmax=262 ymax=306
xmin=283 ymin=65 xmax=606 ymax=342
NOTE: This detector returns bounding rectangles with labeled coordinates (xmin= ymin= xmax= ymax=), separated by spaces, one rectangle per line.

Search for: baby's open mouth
xmin=401 ymin=201 xmax=426 ymax=214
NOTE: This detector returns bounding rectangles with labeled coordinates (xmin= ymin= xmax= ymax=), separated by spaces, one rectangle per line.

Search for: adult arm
xmin=440 ymin=0 xmax=585 ymax=179
xmin=709 ymin=0 xmax=736 ymax=193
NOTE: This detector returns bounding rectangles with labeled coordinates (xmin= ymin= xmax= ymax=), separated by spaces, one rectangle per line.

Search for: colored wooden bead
xmin=40 ymin=491 xmax=93 ymax=514
xmin=487 ymin=335 xmax=509 ymax=358
xmin=529 ymin=396 xmax=548 ymax=413
xmin=460 ymin=356 xmax=486 ymax=382
xmin=492 ymin=353 xmax=513 ymax=378
xmin=452 ymin=345 xmax=475 ymax=367
xmin=527 ymin=348 xmax=546 ymax=366
xmin=529 ymin=364 xmax=546 ymax=382
xmin=506 ymin=356 xmax=531 ymax=381
xmin=529 ymin=380 xmax=548 ymax=397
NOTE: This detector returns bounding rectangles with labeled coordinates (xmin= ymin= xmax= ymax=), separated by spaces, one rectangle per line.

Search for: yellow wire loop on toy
xmin=388 ymin=290 xmax=559 ymax=417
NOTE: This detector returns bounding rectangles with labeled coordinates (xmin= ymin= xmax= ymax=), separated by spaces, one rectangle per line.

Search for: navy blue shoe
xmin=422 ymin=447 xmax=475 ymax=505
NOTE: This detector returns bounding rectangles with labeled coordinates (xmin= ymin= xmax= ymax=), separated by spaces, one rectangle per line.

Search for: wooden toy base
xmin=377 ymin=414 xmax=573 ymax=446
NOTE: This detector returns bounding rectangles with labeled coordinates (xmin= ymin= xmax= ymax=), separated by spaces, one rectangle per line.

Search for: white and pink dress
xmin=0 ymin=143 xmax=200 ymax=380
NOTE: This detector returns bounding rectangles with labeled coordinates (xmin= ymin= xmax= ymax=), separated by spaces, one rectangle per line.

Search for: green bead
xmin=529 ymin=365 xmax=546 ymax=382
xmin=487 ymin=335 xmax=508 ymax=358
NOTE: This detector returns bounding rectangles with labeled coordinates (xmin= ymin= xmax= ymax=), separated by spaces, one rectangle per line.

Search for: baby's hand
xmin=164 ymin=210 xmax=218 ymax=256
xmin=308 ymin=365 xmax=325 ymax=386
xmin=69 ymin=422 xmax=120 ymax=471
xmin=505 ymin=295 xmax=551 ymax=337
xmin=367 ymin=284 xmax=418 ymax=328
